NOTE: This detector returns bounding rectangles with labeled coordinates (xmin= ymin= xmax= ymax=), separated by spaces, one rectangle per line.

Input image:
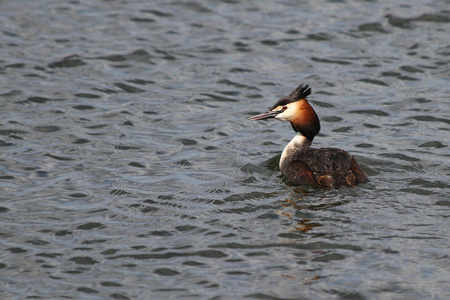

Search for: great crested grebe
xmin=249 ymin=83 xmax=368 ymax=187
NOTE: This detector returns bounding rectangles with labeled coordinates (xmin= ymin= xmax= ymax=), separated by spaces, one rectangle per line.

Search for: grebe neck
xmin=279 ymin=134 xmax=311 ymax=169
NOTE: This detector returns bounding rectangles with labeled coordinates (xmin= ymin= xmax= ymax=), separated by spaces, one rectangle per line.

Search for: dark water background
xmin=1 ymin=0 xmax=449 ymax=299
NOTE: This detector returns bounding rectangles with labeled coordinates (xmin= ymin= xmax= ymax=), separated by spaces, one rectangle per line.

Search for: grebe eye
xmin=282 ymin=106 xmax=288 ymax=110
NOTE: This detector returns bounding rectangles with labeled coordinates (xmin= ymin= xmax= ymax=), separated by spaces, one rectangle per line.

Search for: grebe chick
xmin=249 ymin=83 xmax=368 ymax=187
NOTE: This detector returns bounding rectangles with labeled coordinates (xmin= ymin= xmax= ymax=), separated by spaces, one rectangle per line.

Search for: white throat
xmin=279 ymin=134 xmax=311 ymax=169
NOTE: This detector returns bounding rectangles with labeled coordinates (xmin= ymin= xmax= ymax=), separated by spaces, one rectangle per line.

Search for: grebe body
xmin=249 ymin=84 xmax=368 ymax=187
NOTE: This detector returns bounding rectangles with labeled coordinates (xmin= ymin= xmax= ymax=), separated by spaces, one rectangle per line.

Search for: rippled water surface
xmin=1 ymin=0 xmax=449 ymax=299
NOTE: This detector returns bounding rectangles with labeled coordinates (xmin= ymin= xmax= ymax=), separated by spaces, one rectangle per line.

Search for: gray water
xmin=1 ymin=0 xmax=449 ymax=299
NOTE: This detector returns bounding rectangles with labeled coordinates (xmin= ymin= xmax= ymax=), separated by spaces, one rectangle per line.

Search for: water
xmin=1 ymin=0 xmax=449 ymax=299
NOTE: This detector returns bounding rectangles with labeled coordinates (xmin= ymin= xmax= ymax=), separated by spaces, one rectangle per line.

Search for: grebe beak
xmin=248 ymin=109 xmax=283 ymax=120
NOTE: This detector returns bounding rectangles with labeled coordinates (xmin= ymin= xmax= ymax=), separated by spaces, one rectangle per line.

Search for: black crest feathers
xmin=271 ymin=84 xmax=311 ymax=110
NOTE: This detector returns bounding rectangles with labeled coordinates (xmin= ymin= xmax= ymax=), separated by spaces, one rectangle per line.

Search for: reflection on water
xmin=1 ymin=0 xmax=449 ymax=299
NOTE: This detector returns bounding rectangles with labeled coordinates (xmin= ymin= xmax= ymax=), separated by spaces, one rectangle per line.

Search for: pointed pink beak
xmin=248 ymin=110 xmax=282 ymax=120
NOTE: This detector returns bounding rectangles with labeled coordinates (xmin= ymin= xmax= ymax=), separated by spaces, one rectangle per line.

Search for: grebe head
xmin=249 ymin=83 xmax=321 ymax=141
